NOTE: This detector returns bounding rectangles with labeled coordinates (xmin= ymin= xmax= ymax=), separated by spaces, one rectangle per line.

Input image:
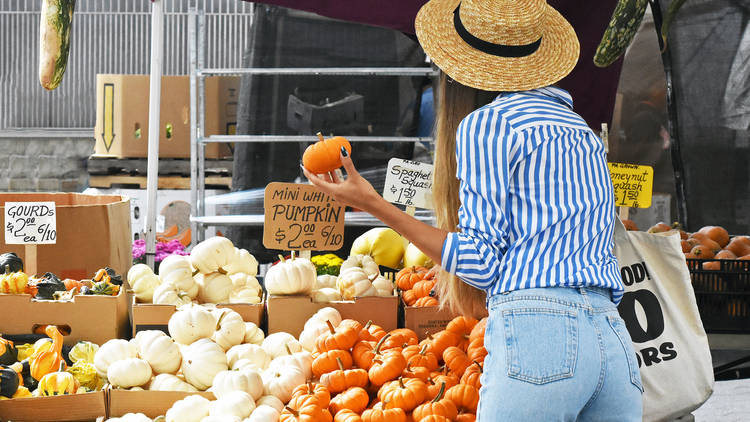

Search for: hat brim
xmin=415 ymin=0 xmax=580 ymax=92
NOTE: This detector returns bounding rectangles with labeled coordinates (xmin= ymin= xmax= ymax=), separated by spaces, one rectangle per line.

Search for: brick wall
xmin=0 ymin=137 xmax=94 ymax=192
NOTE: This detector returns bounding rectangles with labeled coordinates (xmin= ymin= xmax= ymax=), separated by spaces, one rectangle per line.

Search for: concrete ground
xmin=692 ymin=379 xmax=750 ymax=421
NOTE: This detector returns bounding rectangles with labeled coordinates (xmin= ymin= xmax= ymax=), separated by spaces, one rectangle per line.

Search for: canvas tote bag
xmin=613 ymin=219 xmax=714 ymax=421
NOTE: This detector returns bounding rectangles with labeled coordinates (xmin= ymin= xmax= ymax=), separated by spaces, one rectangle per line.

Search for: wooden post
xmin=299 ymin=250 xmax=311 ymax=260
xmin=619 ymin=206 xmax=630 ymax=221
xmin=25 ymin=244 xmax=37 ymax=276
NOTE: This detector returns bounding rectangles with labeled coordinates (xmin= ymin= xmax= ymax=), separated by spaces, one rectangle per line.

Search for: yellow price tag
xmin=607 ymin=162 xmax=654 ymax=209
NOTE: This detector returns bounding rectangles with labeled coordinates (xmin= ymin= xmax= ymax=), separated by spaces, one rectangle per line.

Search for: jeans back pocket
xmin=607 ymin=315 xmax=644 ymax=393
xmin=503 ymin=308 xmax=578 ymax=384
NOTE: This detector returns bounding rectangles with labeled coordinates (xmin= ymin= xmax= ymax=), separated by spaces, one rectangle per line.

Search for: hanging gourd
xmin=0 ymin=252 xmax=23 ymax=273
xmin=38 ymin=361 xmax=79 ymax=395
xmin=302 ymin=132 xmax=352 ymax=174
xmin=0 ymin=267 xmax=29 ymax=294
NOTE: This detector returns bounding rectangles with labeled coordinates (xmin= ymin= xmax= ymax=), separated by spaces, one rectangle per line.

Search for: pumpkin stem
xmin=473 ymin=360 xmax=483 ymax=373
xmin=284 ymin=406 xmax=299 ymax=417
xmin=433 ymin=381 xmax=446 ymax=403
xmin=307 ymin=381 xmax=314 ymax=394
xmin=398 ymin=377 xmax=405 ymax=389
xmin=57 ymin=361 xmax=65 ymax=372
xmin=363 ymin=320 xmax=372 ymax=330
xmin=291 ymin=250 xmax=295 ymax=261
xmin=336 ymin=357 xmax=345 ymax=371
xmin=326 ymin=320 xmax=336 ymax=335
xmin=217 ymin=267 xmax=227 ymax=275
xmin=277 ymin=254 xmax=286 ymax=263
xmin=191 ymin=269 xmax=200 ymax=277
xmin=374 ymin=333 xmax=391 ymax=354
xmin=3 ymin=265 xmax=10 ymax=274
xmin=419 ymin=344 xmax=429 ymax=356
xmin=316 ymin=132 xmax=325 ymax=142
xmin=285 ymin=344 xmax=293 ymax=356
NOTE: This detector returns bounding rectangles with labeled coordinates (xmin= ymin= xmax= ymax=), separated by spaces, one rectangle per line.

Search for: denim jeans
xmin=478 ymin=286 xmax=643 ymax=421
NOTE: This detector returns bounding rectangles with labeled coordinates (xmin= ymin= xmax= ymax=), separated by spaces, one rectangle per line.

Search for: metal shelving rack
xmin=188 ymin=6 xmax=438 ymax=243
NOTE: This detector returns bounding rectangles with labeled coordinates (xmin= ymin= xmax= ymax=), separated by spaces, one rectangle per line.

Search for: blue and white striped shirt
xmin=441 ymin=87 xmax=623 ymax=304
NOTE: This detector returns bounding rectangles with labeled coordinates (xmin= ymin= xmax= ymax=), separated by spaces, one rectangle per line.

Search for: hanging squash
xmin=0 ymin=267 xmax=29 ymax=294
xmin=0 ymin=337 xmax=18 ymax=365
xmin=0 ymin=252 xmax=23 ymax=273
xmin=302 ymin=132 xmax=352 ymax=174
xmin=38 ymin=361 xmax=79 ymax=395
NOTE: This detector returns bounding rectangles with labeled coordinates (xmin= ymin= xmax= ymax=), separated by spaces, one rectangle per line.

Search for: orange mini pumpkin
xmin=412 ymin=381 xmax=458 ymax=422
xmin=329 ymin=386 xmax=369 ymax=415
xmin=378 ymin=377 xmax=429 ymax=413
xmin=302 ymin=133 xmax=352 ymax=174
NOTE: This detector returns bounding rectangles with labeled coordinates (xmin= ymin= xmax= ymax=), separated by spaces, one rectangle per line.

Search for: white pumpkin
xmin=134 ymin=330 xmax=181 ymax=374
xmin=229 ymin=273 xmax=262 ymax=295
xmin=261 ymin=333 xmax=303 ymax=360
xmin=311 ymin=288 xmax=342 ymax=303
xmin=340 ymin=254 xmax=380 ymax=278
xmin=264 ymin=255 xmax=316 ymax=296
xmin=190 ymin=236 xmax=236 ymax=274
xmin=261 ymin=365 xmax=306 ymax=403
xmin=209 ymin=390 xmax=255 ymax=419
xmin=267 ymin=349 xmax=312 ymax=381
xmin=232 ymin=359 xmax=258 ymax=371
xmin=181 ymin=338 xmax=228 ymax=390
xmin=196 ymin=272 xmax=233 ymax=304
xmin=337 ymin=266 xmax=377 ymax=299
xmin=128 ymin=264 xmax=161 ymax=303
xmin=94 ymin=339 xmax=137 ymax=378
xmin=149 ymin=373 xmax=198 ymax=392
xmin=166 ymin=394 xmax=210 ymax=422
xmin=314 ymin=274 xmax=338 ymax=290
xmin=226 ymin=344 xmax=270 ymax=369
xmin=298 ymin=323 xmax=329 ymax=352
xmin=304 ymin=307 xmax=342 ymax=330
xmin=229 ymin=287 xmax=262 ymax=304
xmin=106 ymin=413 xmax=153 ymax=422
xmin=107 ymin=358 xmax=152 ymax=388
xmin=201 ymin=416 xmax=240 ymax=422
xmin=371 ymin=275 xmax=394 ymax=297
xmin=243 ymin=322 xmax=264 ymax=345
xmin=211 ymin=368 xmax=263 ymax=400
xmin=168 ymin=304 xmax=216 ymax=345
xmin=211 ymin=308 xmax=246 ymax=351
xmin=247 ymin=405 xmax=280 ymax=422
xmin=159 ymin=255 xmax=200 ymax=299
xmin=256 ymin=395 xmax=284 ymax=413
xmin=224 ymin=248 xmax=259 ymax=276
xmin=152 ymin=282 xmax=193 ymax=307
xmin=128 ymin=387 xmax=144 ymax=391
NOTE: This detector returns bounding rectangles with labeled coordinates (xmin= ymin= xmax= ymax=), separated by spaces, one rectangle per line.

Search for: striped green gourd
xmin=39 ymin=0 xmax=76 ymax=90
xmin=593 ymin=0 xmax=649 ymax=68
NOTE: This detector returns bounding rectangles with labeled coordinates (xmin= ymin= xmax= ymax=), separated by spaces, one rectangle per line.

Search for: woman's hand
xmin=301 ymin=147 xmax=381 ymax=212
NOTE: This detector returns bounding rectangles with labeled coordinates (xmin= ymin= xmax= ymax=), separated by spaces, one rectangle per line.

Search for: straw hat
xmin=415 ymin=0 xmax=580 ymax=92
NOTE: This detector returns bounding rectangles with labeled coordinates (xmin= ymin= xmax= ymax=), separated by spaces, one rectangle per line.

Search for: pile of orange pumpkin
xmin=280 ymin=315 xmax=487 ymax=422
xmin=398 ymin=266 xmax=439 ymax=308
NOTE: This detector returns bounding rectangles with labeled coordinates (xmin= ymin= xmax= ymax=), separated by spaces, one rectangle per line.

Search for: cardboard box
xmin=0 ymin=391 xmax=106 ymax=422
xmin=131 ymin=296 xmax=265 ymax=337
xmin=401 ymin=297 xmax=489 ymax=340
xmin=0 ymin=288 xmax=129 ymax=346
xmin=0 ymin=193 xmax=131 ymax=280
xmin=93 ymin=74 xmax=238 ymax=159
xmin=107 ymin=390 xmax=215 ymax=419
xmin=267 ymin=295 xmax=399 ymax=337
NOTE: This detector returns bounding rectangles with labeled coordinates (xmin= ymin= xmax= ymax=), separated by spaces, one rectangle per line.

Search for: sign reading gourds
xmin=263 ymin=182 xmax=345 ymax=251
xmin=383 ymin=158 xmax=434 ymax=210
xmin=4 ymin=202 xmax=57 ymax=244
xmin=607 ymin=162 xmax=654 ymax=209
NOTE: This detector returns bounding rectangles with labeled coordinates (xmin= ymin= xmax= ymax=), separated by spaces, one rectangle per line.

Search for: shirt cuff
xmin=441 ymin=232 xmax=459 ymax=274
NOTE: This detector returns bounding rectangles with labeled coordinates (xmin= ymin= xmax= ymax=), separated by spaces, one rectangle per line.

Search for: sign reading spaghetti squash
xmin=608 ymin=162 xmax=654 ymax=209
xmin=383 ymin=158 xmax=434 ymax=210
xmin=263 ymin=182 xmax=345 ymax=251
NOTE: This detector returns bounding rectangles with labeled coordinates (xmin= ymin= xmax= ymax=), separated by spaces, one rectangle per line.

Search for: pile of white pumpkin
xmin=266 ymin=252 xmax=394 ymax=302
xmin=96 ymin=304 xmax=319 ymax=422
xmin=128 ymin=236 xmax=262 ymax=306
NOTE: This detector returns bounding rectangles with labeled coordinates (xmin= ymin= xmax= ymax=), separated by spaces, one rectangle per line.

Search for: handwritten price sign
xmin=383 ymin=158 xmax=434 ymax=210
xmin=263 ymin=183 xmax=345 ymax=251
xmin=608 ymin=163 xmax=654 ymax=209
xmin=4 ymin=202 xmax=57 ymax=244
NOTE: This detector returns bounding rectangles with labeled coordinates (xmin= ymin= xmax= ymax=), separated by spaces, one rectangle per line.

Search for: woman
xmin=303 ymin=0 xmax=643 ymax=420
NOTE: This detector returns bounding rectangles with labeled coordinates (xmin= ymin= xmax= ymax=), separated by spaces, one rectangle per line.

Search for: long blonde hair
xmin=432 ymin=73 xmax=497 ymax=318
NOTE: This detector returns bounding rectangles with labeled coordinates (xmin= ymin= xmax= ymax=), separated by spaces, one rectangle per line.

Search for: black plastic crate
xmin=687 ymin=258 xmax=750 ymax=333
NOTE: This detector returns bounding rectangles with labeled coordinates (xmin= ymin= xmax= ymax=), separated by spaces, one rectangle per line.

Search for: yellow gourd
xmin=39 ymin=362 xmax=79 ymax=396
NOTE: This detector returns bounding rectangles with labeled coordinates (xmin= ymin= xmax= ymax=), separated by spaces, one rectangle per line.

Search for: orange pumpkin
xmin=353 ymin=335 xmax=391 ymax=371
xmin=334 ymin=409 xmax=363 ymax=422
xmin=427 ymin=372 xmax=459 ymax=400
xmin=460 ymin=361 xmax=483 ymax=390
xmin=466 ymin=338 xmax=486 ymax=363
xmin=446 ymin=384 xmax=479 ymax=413
xmin=384 ymin=329 xmax=418 ymax=349
xmin=402 ymin=289 xmax=419 ymax=307
xmin=443 ymin=347 xmax=471 ymax=377
xmin=395 ymin=267 xmax=428 ymax=291
xmin=280 ymin=395 xmax=330 ymax=422
xmin=456 ymin=412 xmax=477 ymax=422
xmin=412 ymin=381 xmax=458 ymax=422
xmin=291 ymin=382 xmax=331 ymax=409
xmin=468 ymin=318 xmax=487 ymax=344
xmin=316 ymin=320 xmax=359 ymax=353
xmin=401 ymin=362 xmax=430 ymax=382
xmin=339 ymin=319 xmax=364 ymax=335
xmin=362 ymin=403 xmax=407 ymax=422
xmin=320 ymin=357 xmax=369 ymax=394
xmin=378 ymin=377 xmax=429 ymax=412
xmin=313 ymin=349 xmax=353 ymax=378
xmin=412 ymin=278 xmax=436 ymax=299
xmin=414 ymin=296 xmax=439 ymax=307
xmin=62 ymin=279 xmax=84 ymax=292
xmin=359 ymin=320 xmax=387 ymax=342
xmin=427 ymin=331 xmax=460 ymax=358
xmin=329 ymin=386 xmax=369 ymax=415
xmin=446 ymin=316 xmax=478 ymax=338
xmin=302 ymin=132 xmax=352 ymax=174
xmin=368 ymin=349 xmax=407 ymax=386
xmin=403 ymin=344 xmax=439 ymax=371
xmin=418 ymin=416 xmax=451 ymax=422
